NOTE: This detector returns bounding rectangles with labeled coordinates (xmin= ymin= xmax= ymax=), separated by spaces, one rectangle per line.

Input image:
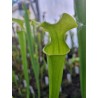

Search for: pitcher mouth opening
xmin=43 ymin=45 xmax=70 ymax=56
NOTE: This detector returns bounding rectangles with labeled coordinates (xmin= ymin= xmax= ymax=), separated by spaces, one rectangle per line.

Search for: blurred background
xmin=12 ymin=0 xmax=78 ymax=48
xmin=12 ymin=0 xmax=82 ymax=98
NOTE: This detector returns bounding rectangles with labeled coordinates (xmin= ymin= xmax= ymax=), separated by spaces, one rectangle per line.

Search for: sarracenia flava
xmin=40 ymin=13 xmax=78 ymax=98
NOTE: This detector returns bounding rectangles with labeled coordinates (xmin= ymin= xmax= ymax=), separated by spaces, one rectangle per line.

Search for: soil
xmin=13 ymin=70 xmax=81 ymax=98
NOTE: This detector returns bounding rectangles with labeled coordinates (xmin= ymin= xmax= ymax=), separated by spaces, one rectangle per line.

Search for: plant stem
xmin=74 ymin=0 xmax=86 ymax=98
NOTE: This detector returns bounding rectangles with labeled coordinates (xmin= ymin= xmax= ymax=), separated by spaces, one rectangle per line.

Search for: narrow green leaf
xmin=40 ymin=13 xmax=77 ymax=98
xmin=74 ymin=0 xmax=86 ymax=25
xmin=12 ymin=18 xmax=24 ymax=29
xmin=74 ymin=0 xmax=86 ymax=98
xmin=17 ymin=30 xmax=29 ymax=98
xmin=78 ymin=26 xmax=86 ymax=98
xmin=23 ymin=5 xmax=40 ymax=98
